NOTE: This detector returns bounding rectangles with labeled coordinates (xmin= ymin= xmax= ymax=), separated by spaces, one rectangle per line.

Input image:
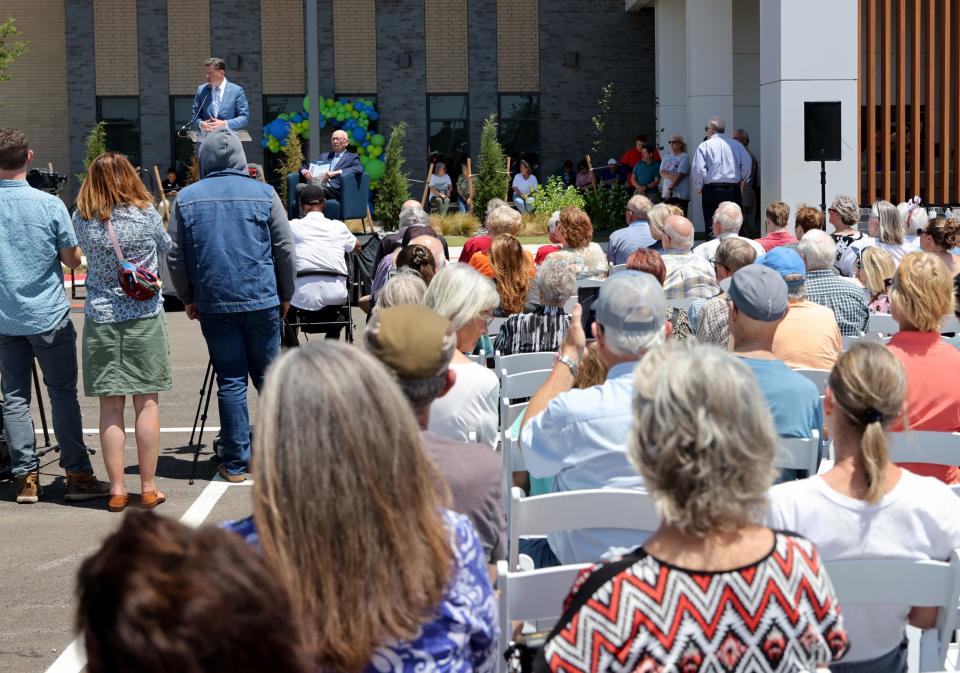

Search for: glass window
xmin=498 ymin=94 xmax=540 ymax=167
xmin=428 ymin=94 xmax=468 ymax=158
xmin=97 ymin=97 xmax=141 ymax=167
xmin=170 ymin=96 xmax=195 ymax=171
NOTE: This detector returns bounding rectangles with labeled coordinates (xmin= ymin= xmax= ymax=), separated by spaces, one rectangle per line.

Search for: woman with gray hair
xmin=838 ymin=200 xmax=912 ymax=276
xmin=494 ymin=254 xmax=574 ymax=355
xmin=422 ymin=264 xmax=500 ymax=448
xmin=829 ymin=193 xmax=866 ymax=268
xmin=538 ymin=344 xmax=849 ymax=673
xmin=373 ymin=271 xmax=428 ymax=313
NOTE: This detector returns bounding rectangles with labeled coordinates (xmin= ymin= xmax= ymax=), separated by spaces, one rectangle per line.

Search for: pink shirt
xmin=756 ymin=230 xmax=798 ymax=252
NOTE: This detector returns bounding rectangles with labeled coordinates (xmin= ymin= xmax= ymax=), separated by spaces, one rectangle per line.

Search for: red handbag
xmin=106 ymin=219 xmax=161 ymax=301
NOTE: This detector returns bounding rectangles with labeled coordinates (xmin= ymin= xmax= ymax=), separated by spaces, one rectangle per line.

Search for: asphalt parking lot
xmin=0 ymin=307 xmax=363 ymax=673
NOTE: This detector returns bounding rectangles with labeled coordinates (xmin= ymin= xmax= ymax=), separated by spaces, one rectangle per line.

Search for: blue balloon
xmin=318 ymin=117 xmax=326 ymax=128
xmin=367 ymin=110 xmax=379 ymax=121
xmin=362 ymin=140 xmax=371 ymax=148
xmin=339 ymin=97 xmax=349 ymax=104
xmin=292 ymin=113 xmax=302 ymax=123
xmin=352 ymin=127 xmax=367 ymax=142
xmin=261 ymin=138 xmax=269 ymax=148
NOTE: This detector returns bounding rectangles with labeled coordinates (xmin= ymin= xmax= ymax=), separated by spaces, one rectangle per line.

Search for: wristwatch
xmin=553 ymin=353 xmax=579 ymax=377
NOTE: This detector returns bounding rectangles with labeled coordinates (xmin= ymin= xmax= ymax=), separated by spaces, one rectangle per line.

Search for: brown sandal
xmin=108 ymin=494 xmax=129 ymax=512
xmin=140 ymin=490 xmax=166 ymax=509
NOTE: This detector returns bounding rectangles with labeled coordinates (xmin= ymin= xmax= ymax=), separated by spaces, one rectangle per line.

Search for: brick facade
xmin=138 ymin=0 xmax=171 ymax=178
xmin=65 ymin=0 xmax=96 ymax=199
xmin=425 ymin=0 xmax=468 ymax=92
xmin=497 ymin=0 xmax=539 ymax=92
xmin=94 ymin=0 xmax=139 ymax=95
xmin=0 ymin=1 xmax=70 ymax=179
xmin=262 ymin=0 xmax=305 ymax=95
xmin=467 ymin=0 xmax=498 ymax=156
xmin=167 ymin=0 xmax=211 ymax=96
xmin=333 ymin=0 xmax=377 ymax=94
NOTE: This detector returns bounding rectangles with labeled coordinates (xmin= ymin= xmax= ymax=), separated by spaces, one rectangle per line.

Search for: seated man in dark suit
xmin=193 ymin=57 xmax=249 ymax=132
xmin=299 ymin=130 xmax=362 ymax=203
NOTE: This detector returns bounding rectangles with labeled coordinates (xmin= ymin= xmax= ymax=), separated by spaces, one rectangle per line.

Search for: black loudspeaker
xmin=804 ymin=102 xmax=842 ymax=162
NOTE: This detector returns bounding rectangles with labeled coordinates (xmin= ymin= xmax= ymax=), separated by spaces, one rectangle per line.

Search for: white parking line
xmin=37 ymin=427 xmax=221 ymax=434
xmin=44 ymin=473 xmax=245 ymax=673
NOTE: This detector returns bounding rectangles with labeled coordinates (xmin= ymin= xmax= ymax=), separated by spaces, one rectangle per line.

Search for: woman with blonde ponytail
xmin=768 ymin=341 xmax=960 ymax=673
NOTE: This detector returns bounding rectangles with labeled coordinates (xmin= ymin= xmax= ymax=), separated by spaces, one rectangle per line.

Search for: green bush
xmin=531 ymin=175 xmax=585 ymax=215
xmin=583 ymin=185 xmax=629 ymax=232
xmin=375 ymin=122 xmax=411 ymax=230
xmin=474 ymin=115 xmax=508 ymax=222
xmin=274 ymin=127 xmax=304 ymax=208
xmin=76 ymin=121 xmax=107 ymax=185
xmin=429 ymin=213 xmax=482 ymax=237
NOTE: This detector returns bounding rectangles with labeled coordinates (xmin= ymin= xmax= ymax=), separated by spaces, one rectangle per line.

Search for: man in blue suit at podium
xmin=192 ymin=57 xmax=249 ymax=132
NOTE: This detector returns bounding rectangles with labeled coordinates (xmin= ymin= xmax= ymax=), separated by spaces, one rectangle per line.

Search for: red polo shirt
xmin=458 ymin=235 xmax=492 ymax=264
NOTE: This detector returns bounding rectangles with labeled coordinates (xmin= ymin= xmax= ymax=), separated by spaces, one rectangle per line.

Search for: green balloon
xmin=302 ymin=96 xmax=310 ymax=112
xmin=302 ymin=129 xmax=310 ymax=139
xmin=365 ymin=158 xmax=385 ymax=181
xmin=371 ymin=133 xmax=385 ymax=146
xmin=360 ymin=155 xmax=369 ymax=165
xmin=325 ymin=98 xmax=334 ymax=107
xmin=345 ymin=104 xmax=353 ymax=112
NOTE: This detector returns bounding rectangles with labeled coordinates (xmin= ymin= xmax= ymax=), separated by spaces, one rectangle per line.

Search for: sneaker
xmin=217 ymin=465 xmax=246 ymax=483
xmin=15 ymin=471 xmax=42 ymax=504
xmin=64 ymin=471 xmax=111 ymax=501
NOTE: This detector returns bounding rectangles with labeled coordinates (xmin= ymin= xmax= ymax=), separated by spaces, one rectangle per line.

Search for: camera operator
xmin=0 ymin=128 xmax=110 ymax=504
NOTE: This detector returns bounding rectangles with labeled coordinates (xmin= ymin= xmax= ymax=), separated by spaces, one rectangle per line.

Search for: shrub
xmin=474 ymin=115 xmax=508 ymax=221
xmin=583 ymin=185 xmax=629 ymax=232
xmin=77 ymin=121 xmax=107 ymax=185
xmin=519 ymin=213 xmax=550 ymax=237
xmin=531 ymin=175 xmax=585 ymax=215
xmin=375 ymin=122 xmax=412 ymax=230
xmin=274 ymin=127 xmax=304 ymax=207
xmin=429 ymin=213 xmax=482 ymax=237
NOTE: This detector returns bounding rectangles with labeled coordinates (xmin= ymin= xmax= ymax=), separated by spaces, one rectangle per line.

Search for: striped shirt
xmin=662 ymin=249 xmax=720 ymax=300
xmin=493 ymin=306 xmax=570 ymax=356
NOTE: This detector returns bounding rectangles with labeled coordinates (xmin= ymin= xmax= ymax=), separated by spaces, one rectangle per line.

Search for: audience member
xmin=733 ymin=129 xmax=760 ymax=236
xmin=659 ymin=134 xmax=690 ymax=215
xmin=374 ymin=271 xmax=427 ymax=314
xmin=555 ymin=206 xmax=607 ymax=278
xmin=534 ymin=210 xmax=562 ymax=264
xmin=469 ymin=231 xmax=535 ymax=285
xmin=283 ymin=185 xmax=359 ymax=347
xmin=692 ymin=200 xmax=764 ymax=263
xmin=78 ymin=511 xmax=312 ymax=673
xmin=395 ymin=243 xmax=437 ymax=284
xmin=887 ymin=253 xmax=960 ymax=483
xmin=520 ymin=272 xmax=665 ymax=566
xmin=726 ymin=265 xmax=824 ymax=479
xmin=857 ymin=246 xmax=896 ymax=313
xmin=625 ymin=248 xmax=692 ymax=340
xmin=755 ymin=201 xmax=796 ymax=252
xmin=168 ymin=129 xmax=296 ymax=482
xmin=375 ymin=202 xmax=426 ymax=269
xmin=73 ymin=152 xmax=172 ymax=511
xmin=552 ymin=159 xmax=576 ymax=188
xmin=661 ymin=215 xmax=719 ymax=299
xmin=794 ymin=203 xmax=825 ymax=239
xmin=694 ymin=238 xmax=758 ymax=346
xmin=607 ymin=194 xmax=654 ymax=264
xmin=365 ymin=306 xmax=505 ymax=568
xmin=691 ymin=117 xmax=752 ymax=232
xmin=629 ymin=144 xmax=660 ymax=197
xmin=486 ymin=234 xmax=534 ymax=315
xmin=760 ymin=247 xmax=841 ymax=370
xmin=838 ymin=200 xmax=912 ymax=277
xmin=574 ymin=159 xmax=593 ymax=190
xmin=619 ymin=133 xmax=656 ymax=169
xmin=428 ymin=161 xmax=452 ymax=215
xmin=768 ymin=342 xmax=960 ymax=672
xmin=949 ymin=274 xmax=960 ymax=350
xmin=799 ymin=229 xmax=869 ymax=336
xmin=494 ymin=254 xmax=574 ymax=355
xmin=457 ymin=203 xmax=521 ymax=263
xmin=540 ymin=345 xmax=847 ymax=673
xmin=829 ymin=194 xmax=867 ymax=268
xmin=372 ymin=216 xmax=445 ymax=297
xmin=897 ymin=198 xmax=928 ymax=249
xmin=161 ymin=166 xmax=183 ymax=196
xmin=645 ymin=202 xmax=680 ymax=252
xmin=228 ymin=342 xmax=497 ymax=673
xmin=600 ymin=159 xmax=622 ymax=188
xmin=918 ymin=217 xmax=960 ymax=275
xmin=422 ymin=265 xmax=500 ymax=448
xmin=511 ymin=160 xmax=538 ymax=213
xmin=0 ymin=127 xmax=109 ymax=504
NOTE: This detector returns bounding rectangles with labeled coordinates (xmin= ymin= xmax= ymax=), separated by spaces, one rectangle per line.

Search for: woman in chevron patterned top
xmin=538 ymin=344 xmax=848 ymax=673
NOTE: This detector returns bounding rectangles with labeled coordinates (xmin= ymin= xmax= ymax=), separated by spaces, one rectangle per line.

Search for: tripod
xmin=188 ymin=359 xmax=217 ymax=485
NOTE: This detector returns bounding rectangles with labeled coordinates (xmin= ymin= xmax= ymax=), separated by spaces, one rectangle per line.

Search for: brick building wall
xmin=65 ymin=0 xmax=96 ymax=199
xmin=138 ymin=0 xmax=171 ymax=178
xmin=262 ymin=0 xmax=305 ymax=94
xmin=333 ymin=0 xmax=377 ymax=94
xmin=467 ymin=0 xmax=498 ymax=156
xmin=539 ymin=4 xmax=655 ymax=177
xmin=0 ymin=1 xmax=70 ymax=180
xmin=425 ymin=0 xmax=468 ymax=92
xmin=168 ymin=0 xmax=211 ymax=95
xmin=94 ymin=0 xmax=139 ymax=95
xmin=497 ymin=0 xmax=539 ymax=92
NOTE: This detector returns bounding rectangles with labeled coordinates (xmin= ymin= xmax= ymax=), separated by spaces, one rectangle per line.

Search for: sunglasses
xmin=917 ymin=228 xmax=928 ymax=237
xmin=704 ymin=126 xmax=710 ymax=132
xmin=668 ymin=140 xmax=679 ymax=144
xmin=883 ymin=278 xmax=894 ymax=289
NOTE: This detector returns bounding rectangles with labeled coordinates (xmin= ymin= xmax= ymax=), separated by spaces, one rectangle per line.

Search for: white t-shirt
xmin=429 ymin=173 xmax=452 ymax=196
xmin=289 ymin=212 xmax=357 ymax=310
xmin=837 ymin=236 xmax=914 ymax=277
xmin=428 ymin=362 xmax=499 ymax=449
xmin=512 ymin=173 xmax=538 ymax=196
xmin=766 ymin=471 xmax=960 ymax=663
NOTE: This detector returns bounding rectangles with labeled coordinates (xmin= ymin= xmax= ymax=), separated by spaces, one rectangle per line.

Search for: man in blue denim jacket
xmin=167 ymin=129 xmax=296 ymax=481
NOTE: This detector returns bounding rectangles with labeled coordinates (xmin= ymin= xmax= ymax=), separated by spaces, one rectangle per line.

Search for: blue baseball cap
xmin=758 ymin=247 xmax=806 ymax=288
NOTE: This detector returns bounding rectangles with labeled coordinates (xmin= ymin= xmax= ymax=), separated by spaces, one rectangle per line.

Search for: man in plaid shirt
xmin=798 ymin=229 xmax=868 ymax=336
xmin=696 ymin=238 xmax=759 ymax=346
xmin=662 ymin=215 xmax=720 ymax=300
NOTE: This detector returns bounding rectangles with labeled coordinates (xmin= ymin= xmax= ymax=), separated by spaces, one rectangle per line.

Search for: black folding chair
xmin=282 ymin=253 xmax=357 ymax=345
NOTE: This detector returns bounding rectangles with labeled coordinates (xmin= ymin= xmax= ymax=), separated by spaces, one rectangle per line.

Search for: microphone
xmin=177 ymin=86 xmax=211 ymax=138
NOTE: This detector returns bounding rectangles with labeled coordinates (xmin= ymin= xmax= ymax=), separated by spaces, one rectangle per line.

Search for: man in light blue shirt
xmin=520 ymin=271 xmax=666 ymax=566
xmin=691 ymin=117 xmax=752 ymax=237
xmin=0 ymin=128 xmax=108 ymax=504
xmin=607 ymin=194 xmax=655 ymax=265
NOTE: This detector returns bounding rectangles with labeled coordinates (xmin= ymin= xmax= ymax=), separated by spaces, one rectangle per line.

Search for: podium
xmin=187 ymin=130 xmax=253 ymax=143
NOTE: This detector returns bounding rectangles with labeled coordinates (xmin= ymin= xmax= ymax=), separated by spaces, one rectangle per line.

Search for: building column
xmin=760 ymin=0 xmax=858 ymax=227
xmin=685 ymin=0 xmax=734 ymax=232
xmin=138 ymin=0 xmax=170 ymax=177
xmin=654 ymin=0 xmax=686 ymax=152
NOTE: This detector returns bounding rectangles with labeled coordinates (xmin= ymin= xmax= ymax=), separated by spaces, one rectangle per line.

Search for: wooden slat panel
xmin=858 ymin=0 xmax=863 ymax=203
xmin=943 ymin=0 xmax=952 ymax=204
xmin=867 ymin=0 xmax=877 ymax=203
xmin=926 ymin=0 xmax=936 ymax=203
xmin=955 ymin=0 xmax=960 ymax=204
xmin=897 ymin=0 xmax=906 ymax=201
xmin=882 ymin=0 xmax=891 ymax=201
xmin=912 ymin=0 xmax=922 ymax=198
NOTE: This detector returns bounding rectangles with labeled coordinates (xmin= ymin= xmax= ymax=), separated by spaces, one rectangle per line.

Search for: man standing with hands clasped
xmin=691 ymin=117 xmax=752 ymax=236
xmin=192 ymin=58 xmax=249 ymax=132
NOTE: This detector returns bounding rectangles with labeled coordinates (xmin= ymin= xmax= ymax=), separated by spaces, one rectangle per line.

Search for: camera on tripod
xmin=26 ymin=168 xmax=67 ymax=196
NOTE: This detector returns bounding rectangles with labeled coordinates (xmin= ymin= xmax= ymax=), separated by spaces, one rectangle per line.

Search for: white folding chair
xmin=494 ymin=352 xmax=555 ymax=380
xmin=499 ymin=369 xmax=552 ymax=520
xmin=508 ymin=487 xmax=659 ymax=570
xmin=465 ymin=349 xmax=486 ymax=365
xmin=841 ymin=334 xmax=866 ymax=350
xmin=942 ymin=316 xmax=960 ymax=333
xmin=794 ymin=368 xmax=830 ymax=396
xmin=868 ymin=313 xmax=900 ymax=335
xmin=609 ymin=263 xmax=627 ymax=275
xmin=824 ymin=550 xmax=960 ymax=671
xmin=488 ymin=317 xmax=507 ymax=338
xmin=775 ymin=431 xmax=821 ymax=476
xmin=667 ymin=297 xmax=696 ymax=313
xmin=887 ymin=432 xmax=960 ymax=469
xmin=576 ymin=277 xmax=605 ymax=290
xmin=496 ymin=561 xmax=590 ymax=673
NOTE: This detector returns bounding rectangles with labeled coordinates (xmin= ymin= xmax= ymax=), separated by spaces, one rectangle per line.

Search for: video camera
xmin=26 ymin=168 xmax=67 ymax=196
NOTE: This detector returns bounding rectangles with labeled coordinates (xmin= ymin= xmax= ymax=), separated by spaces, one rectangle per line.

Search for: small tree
xmin=375 ymin=122 xmax=411 ymax=229
xmin=0 ymin=18 xmax=28 ymax=86
xmin=77 ymin=121 xmax=107 ymax=184
xmin=275 ymin=127 xmax=304 ymax=207
xmin=591 ymin=82 xmax=615 ymax=154
xmin=475 ymin=115 xmax=507 ymax=222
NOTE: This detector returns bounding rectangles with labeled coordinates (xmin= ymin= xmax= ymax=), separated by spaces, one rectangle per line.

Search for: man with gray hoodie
xmin=167 ymin=129 xmax=296 ymax=482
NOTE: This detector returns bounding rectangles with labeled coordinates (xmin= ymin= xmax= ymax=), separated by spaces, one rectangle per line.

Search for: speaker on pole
xmin=804 ymin=102 xmax=842 ymax=162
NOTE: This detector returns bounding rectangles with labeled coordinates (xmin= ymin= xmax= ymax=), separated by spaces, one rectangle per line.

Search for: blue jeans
xmin=831 ymin=636 xmax=907 ymax=673
xmin=518 ymin=537 xmax=561 ymax=568
xmin=0 ymin=311 xmax=92 ymax=477
xmin=514 ymin=196 xmax=535 ymax=213
xmin=199 ymin=307 xmax=280 ymax=475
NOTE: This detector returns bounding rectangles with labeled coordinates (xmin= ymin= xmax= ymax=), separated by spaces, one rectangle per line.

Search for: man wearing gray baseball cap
xmin=519 ymin=271 xmax=666 ymax=567
xmin=725 ymin=264 xmax=823 ymax=480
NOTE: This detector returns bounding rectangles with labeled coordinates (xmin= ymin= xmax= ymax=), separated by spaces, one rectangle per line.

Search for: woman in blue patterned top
xmin=73 ymin=152 xmax=172 ymax=513
xmin=223 ymin=341 xmax=498 ymax=673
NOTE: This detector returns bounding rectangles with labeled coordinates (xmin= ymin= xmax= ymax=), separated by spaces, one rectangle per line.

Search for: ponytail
xmin=859 ymin=415 xmax=889 ymax=504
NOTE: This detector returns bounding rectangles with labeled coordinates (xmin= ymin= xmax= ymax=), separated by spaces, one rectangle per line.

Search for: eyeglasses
xmin=883 ymin=277 xmax=894 ymax=289
xmin=917 ymin=227 xmax=929 ymax=237
xmin=704 ymin=126 xmax=710 ymax=132
xmin=668 ymin=140 xmax=679 ymax=145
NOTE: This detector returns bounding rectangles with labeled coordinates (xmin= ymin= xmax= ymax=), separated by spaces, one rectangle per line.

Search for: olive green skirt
xmin=82 ymin=312 xmax=173 ymax=397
